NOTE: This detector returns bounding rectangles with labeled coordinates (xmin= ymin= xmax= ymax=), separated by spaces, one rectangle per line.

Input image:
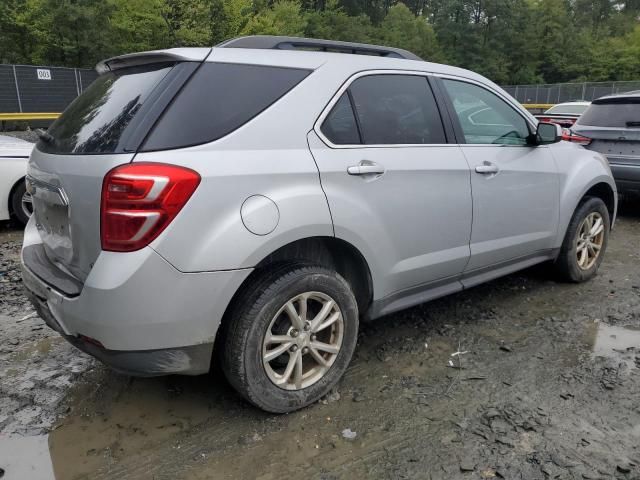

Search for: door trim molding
xmin=364 ymin=248 xmax=559 ymax=321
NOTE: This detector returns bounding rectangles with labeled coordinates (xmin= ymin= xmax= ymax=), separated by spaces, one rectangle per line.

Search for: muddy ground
xmin=1 ymin=203 xmax=639 ymax=480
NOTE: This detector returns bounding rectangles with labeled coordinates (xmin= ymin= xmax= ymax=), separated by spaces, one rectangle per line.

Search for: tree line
xmin=0 ymin=0 xmax=638 ymax=85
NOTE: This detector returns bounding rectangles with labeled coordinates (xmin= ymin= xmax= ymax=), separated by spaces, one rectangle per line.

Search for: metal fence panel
xmin=0 ymin=64 xmax=97 ymax=116
xmin=15 ymin=66 xmax=79 ymax=112
xmin=0 ymin=65 xmax=20 ymax=112
xmin=79 ymin=69 xmax=99 ymax=92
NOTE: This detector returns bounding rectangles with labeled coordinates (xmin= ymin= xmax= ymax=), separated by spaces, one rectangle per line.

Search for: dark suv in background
xmin=570 ymin=91 xmax=640 ymax=196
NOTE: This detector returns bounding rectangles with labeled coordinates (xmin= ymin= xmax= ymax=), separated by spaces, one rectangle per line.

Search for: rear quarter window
xmin=141 ymin=63 xmax=311 ymax=151
xmin=38 ymin=63 xmax=174 ymax=155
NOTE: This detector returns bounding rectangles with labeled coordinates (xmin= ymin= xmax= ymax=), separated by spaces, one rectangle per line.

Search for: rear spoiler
xmin=96 ymin=48 xmax=212 ymax=74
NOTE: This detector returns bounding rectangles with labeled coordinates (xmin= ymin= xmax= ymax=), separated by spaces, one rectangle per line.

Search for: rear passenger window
xmin=349 ymin=75 xmax=446 ymax=145
xmin=321 ymin=93 xmax=361 ymax=145
xmin=142 ymin=63 xmax=311 ymax=151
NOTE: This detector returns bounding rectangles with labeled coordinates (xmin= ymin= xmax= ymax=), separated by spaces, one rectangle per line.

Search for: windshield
xmin=545 ymin=104 xmax=589 ymax=115
xmin=38 ymin=63 xmax=174 ymax=155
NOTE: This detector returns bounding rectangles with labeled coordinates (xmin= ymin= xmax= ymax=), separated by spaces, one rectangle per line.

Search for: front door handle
xmin=475 ymin=163 xmax=499 ymax=175
xmin=347 ymin=161 xmax=386 ymax=176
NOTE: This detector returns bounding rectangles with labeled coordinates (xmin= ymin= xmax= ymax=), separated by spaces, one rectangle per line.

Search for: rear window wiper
xmin=626 ymin=121 xmax=640 ymax=127
xmin=36 ymin=129 xmax=57 ymax=145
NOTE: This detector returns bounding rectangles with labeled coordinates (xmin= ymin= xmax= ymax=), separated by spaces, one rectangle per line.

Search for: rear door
xmin=437 ymin=77 xmax=560 ymax=275
xmin=308 ymin=71 xmax=473 ymax=301
xmin=27 ymin=58 xmax=204 ymax=282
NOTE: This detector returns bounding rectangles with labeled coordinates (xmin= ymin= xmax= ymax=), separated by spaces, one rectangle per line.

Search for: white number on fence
xmin=36 ymin=69 xmax=52 ymax=80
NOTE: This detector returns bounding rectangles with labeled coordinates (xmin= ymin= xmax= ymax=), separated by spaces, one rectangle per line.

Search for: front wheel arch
xmin=582 ymin=182 xmax=616 ymax=227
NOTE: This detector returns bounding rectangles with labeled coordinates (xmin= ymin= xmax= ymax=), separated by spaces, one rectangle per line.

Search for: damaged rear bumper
xmin=24 ymin=287 xmax=213 ymax=376
xmin=20 ymin=220 xmax=252 ymax=376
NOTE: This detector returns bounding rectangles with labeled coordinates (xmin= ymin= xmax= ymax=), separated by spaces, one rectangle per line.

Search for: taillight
xmin=101 ymin=163 xmax=200 ymax=252
xmin=561 ymin=129 xmax=592 ymax=146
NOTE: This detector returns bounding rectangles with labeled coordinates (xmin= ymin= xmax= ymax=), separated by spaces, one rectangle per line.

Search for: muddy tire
xmin=555 ymin=196 xmax=609 ymax=282
xmin=10 ymin=180 xmax=32 ymax=226
xmin=221 ymin=263 xmax=359 ymax=413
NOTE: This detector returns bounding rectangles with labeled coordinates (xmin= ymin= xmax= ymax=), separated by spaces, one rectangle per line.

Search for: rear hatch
xmin=27 ymin=49 xmax=210 ymax=283
xmin=573 ymin=97 xmax=640 ymax=167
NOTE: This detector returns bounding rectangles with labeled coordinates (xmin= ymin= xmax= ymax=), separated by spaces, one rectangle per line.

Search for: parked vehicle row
xmin=537 ymin=101 xmax=591 ymax=127
xmin=18 ymin=36 xmax=617 ymax=412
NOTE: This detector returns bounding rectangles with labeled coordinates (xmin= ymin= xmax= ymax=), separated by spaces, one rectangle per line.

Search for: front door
xmin=308 ymin=72 xmax=473 ymax=301
xmin=439 ymin=78 xmax=560 ymax=273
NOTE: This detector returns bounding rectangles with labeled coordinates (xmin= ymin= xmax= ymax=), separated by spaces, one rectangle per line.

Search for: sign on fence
xmin=0 ymin=64 xmax=98 ymax=115
xmin=36 ymin=69 xmax=52 ymax=81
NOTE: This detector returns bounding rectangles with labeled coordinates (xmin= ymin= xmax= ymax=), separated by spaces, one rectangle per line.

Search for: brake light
xmin=101 ymin=163 xmax=200 ymax=252
xmin=561 ymin=129 xmax=592 ymax=146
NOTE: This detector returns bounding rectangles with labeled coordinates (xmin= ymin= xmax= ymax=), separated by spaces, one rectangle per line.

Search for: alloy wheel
xmin=262 ymin=292 xmax=344 ymax=390
xmin=576 ymin=212 xmax=604 ymax=270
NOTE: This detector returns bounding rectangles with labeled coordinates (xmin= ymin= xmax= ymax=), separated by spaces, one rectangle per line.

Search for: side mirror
xmin=535 ymin=122 xmax=562 ymax=145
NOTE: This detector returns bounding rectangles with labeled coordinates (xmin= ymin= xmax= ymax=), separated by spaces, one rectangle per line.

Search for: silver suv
xmin=21 ymin=36 xmax=617 ymax=412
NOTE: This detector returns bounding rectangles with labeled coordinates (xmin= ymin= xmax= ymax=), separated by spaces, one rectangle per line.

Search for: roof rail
xmin=216 ymin=35 xmax=423 ymax=61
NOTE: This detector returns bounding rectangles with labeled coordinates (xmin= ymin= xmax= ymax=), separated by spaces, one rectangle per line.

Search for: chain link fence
xmin=0 ymin=64 xmax=98 ymax=114
xmin=502 ymin=80 xmax=640 ymax=104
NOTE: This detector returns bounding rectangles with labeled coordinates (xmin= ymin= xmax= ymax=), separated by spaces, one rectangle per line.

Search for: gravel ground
xmin=1 ymin=129 xmax=40 ymax=143
xmin=0 ymin=202 xmax=639 ymax=480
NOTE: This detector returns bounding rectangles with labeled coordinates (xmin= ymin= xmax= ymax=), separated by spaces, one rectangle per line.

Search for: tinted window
xmin=39 ymin=64 xmax=174 ymax=154
xmin=348 ymin=75 xmax=446 ymax=145
xmin=577 ymin=101 xmax=640 ymax=128
xmin=143 ymin=63 xmax=311 ymax=151
xmin=443 ymin=80 xmax=530 ymax=145
xmin=321 ymin=93 xmax=361 ymax=144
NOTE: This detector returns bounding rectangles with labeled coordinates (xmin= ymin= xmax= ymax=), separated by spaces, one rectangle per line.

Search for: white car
xmin=0 ymin=134 xmax=34 ymax=225
xmin=537 ymin=101 xmax=591 ymax=127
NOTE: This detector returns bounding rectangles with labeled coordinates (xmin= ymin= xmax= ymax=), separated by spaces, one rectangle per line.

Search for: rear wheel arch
xmin=251 ymin=236 xmax=373 ymax=314
xmin=218 ymin=237 xmax=373 ymax=338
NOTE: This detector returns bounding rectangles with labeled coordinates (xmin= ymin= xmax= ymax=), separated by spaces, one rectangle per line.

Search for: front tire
xmin=555 ymin=196 xmax=609 ymax=282
xmin=221 ymin=263 xmax=359 ymax=413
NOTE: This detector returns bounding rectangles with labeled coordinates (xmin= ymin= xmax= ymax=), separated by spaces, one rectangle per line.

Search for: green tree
xmin=109 ymin=0 xmax=171 ymax=55
xmin=375 ymin=4 xmax=444 ymax=62
xmin=305 ymin=0 xmax=372 ymax=42
xmin=243 ymin=1 xmax=308 ymax=36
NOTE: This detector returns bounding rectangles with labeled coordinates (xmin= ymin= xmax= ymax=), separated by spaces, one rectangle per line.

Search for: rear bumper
xmin=610 ymin=163 xmax=640 ymax=194
xmin=26 ymin=289 xmax=213 ymax=376
xmin=21 ymin=221 xmax=252 ymax=376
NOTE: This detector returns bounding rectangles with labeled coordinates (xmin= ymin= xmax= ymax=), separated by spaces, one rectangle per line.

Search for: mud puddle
xmin=591 ymin=322 xmax=640 ymax=371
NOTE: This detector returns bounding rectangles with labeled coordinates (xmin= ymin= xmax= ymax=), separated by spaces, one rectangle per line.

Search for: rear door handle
xmin=347 ymin=161 xmax=386 ymax=176
xmin=475 ymin=163 xmax=499 ymax=175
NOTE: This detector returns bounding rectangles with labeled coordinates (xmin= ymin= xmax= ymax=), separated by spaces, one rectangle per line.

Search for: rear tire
xmin=554 ymin=196 xmax=609 ymax=282
xmin=10 ymin=180 xmax=32 ymax=226
xmin=221 ymin=263 xmax=358 ymax=413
